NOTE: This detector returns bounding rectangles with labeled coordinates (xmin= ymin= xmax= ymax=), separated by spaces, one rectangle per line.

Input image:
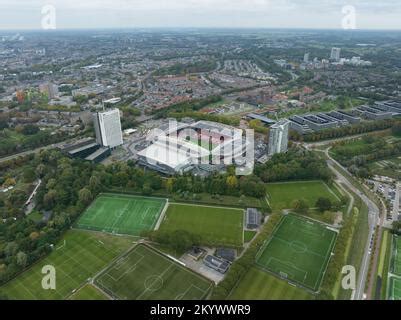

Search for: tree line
xmin=292 ymin=119 xmax=396 ymax=142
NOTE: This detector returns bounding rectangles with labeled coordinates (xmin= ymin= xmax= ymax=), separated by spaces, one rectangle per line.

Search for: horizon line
xmin=1 ymin=26 xmax=401 ymax=32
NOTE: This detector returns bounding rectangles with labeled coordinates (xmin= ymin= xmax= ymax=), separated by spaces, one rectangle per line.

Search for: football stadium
xmin=137 ymin=120 xmax=251 ymax=175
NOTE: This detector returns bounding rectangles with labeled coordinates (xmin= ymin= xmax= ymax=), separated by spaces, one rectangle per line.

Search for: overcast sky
xmin=0 ymin=0 xmax=400 ymax=30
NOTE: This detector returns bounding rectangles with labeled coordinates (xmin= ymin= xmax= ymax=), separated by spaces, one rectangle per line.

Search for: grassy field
xmin=391 ymin=235 xmax=401 ymax=276
xmin=229 ymin=267 xmax=313 ymax=300
xmin=256 ymin=214 xmax=337 ymax=292
xmin=244 ymin=231 xmax=257 ymax=243
xmin=331 ymin=139 xmax=372 ymax=158
xmin=159 ymin=203 xmax=244 ymax=247
xmin=76 ymin=193 xmax=167 ymax=237
xmin=389 ymin=276 xmax=401 ymax=300
xmin=376 ymin=230 xmax=392 ymax=300
xmin=95 ymin=244 xmax=212 ymax=300
xmin=0 ymin=230 xmax=133 ymax=300
xmin=266 ymin=181 xmax=340 ymax=211
xmin=69 ymin=284 xmax=109 ymax=300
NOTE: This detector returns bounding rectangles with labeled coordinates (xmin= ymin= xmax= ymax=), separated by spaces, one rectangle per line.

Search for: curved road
xmin=306 ymin=142 xmax=382 ymax=300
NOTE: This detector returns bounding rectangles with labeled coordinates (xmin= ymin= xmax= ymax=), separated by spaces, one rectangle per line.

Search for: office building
xmin=330 ymin=47 xmax=341 ymax=61
xmin=268 ymin=120 xmax=290 ymax=156
xmin=93 ymin=109 xmax=123 ymax=148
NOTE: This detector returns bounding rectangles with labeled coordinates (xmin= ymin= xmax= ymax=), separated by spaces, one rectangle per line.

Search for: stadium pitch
xmin=256 ymin=213 xmax=337 ymax=292
xmin=391 ymin=235 xmax=401 ymax=276
xmin=94 ymin=244 xmax=213 ymax=300
xmin=76 ymin=193 xmax=167 ymax=236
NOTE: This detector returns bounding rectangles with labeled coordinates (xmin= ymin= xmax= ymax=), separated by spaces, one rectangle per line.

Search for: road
xmin=322 ymin=147 xmax=382 ymax=300
xmin=305 ymin=140 xmax=382 ymax=300
xmin=0 ymin=140 xmax=74 ymax=164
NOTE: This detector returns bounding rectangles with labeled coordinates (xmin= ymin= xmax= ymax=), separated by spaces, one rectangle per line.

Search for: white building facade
xmin=93 ymin=109 xmax=123 ymax=148
xmin=268 ymin=120 xmax=290 ymax=156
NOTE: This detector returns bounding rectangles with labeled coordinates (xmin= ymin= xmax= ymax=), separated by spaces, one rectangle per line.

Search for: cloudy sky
xmin=0 ymin=0 xmax=400 ymax=30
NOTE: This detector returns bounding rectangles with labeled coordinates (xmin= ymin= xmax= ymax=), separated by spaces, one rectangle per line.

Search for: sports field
xmin=159 ymin=203 xmax=244 ymax=247
xmin=76 ymin=193 xmax=167 ymax=236
xmin=266 ymin=181 xmax=340 ymax=211
xmin=0 ymin=230 xmax=133 ymax=300
xmin=389 ymin=277 xmax=401 ymax=300
xmin=95 ymin=244 xmax=212 ymax=300
xmin=256 ymin=214 xmax=337 ymax=292
xmin=392 ymin=235 xmax=401 ymax=276
xmin=69 ymin=284 xmax=109 ymax=300
xmin=229 ymin=267 xmax=313 ymax=300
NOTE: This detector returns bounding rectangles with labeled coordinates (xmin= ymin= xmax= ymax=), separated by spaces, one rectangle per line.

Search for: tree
xmin=21 ymin=125 xmax=40 ymax=135
xmin=226 ymin=176 xmax=238 ymax=190
xmin=292 ymin=199 xmax=309 ymax=214
xmin=393 ymin=221 xmax=401 ymax=235
xmin=23 ymin=167 xmax=36 ymax=183
xmin=3 ymin=177 xmax=16 ymax=187
xmin=78 ymin=188 xmax=92 ymax=206
xmin=89 ymin=175 xmax=101 ymax=193
xmin=316 ymin=197 xmax=332 ymax=213
xmin=36 ymin=164 xmax=46 ymax=178
xmin=392 ymin=122 xmax=401 ymax=137
xmin=4 ymin=242 xmax=18 ymax=257
xmin=166 ymin=178 xmax=174 ymax=193
xmin=43 ymin=190 xmax=57 ymax=209
xmin=16 ymin=251 xmax=28 ymax=267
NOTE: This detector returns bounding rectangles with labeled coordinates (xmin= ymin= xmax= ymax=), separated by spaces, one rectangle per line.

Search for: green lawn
xmin=244 ymin=231 xmax=257 ymax=243
xmin=159 ymin=203 xmax=244 ymax=247
xmin=256 ymin=214 xmax=337 ymax=292
xmin=76 ymin=193 xmax=166 ymax=237
xmin=228 ymin=267 xmax=313 ymax=300
xmin=0 ymin=230 xmax=133 ymax=300
xmin=69 ymin=284 xmax=109 ymax=300
xmin=95 ymin=244 xmax=212 ymax=300
xmin=266 ymin=181 xmax=340 ymax=211
xmin=331 ymin=139 xmax=372 ymax=159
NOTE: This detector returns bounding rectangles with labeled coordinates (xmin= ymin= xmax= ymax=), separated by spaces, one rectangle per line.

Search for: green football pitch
xmin=76 ymin=193 xmax=167 ymax=236
xmin=69 ymin=284 xmax=109 ymax=300
xmin=266 ymin=181 xmax=341 ymax=211
xmin=392 ymin=235 xmax=401 ymax=276
xmin=94 ymin=244 xmax=213 ymax=300
xmin=159 ymin=203 xmax=244 ymax=247
xmin=228 ymin=267 xmax=313 ymax=300
xmin=389 ymin=276 xmax=401 ymax=300
xmin=0 ymin=230 xmax=133 ymax=300
xmin=256 ymin=214 xmax=337 ymax=292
